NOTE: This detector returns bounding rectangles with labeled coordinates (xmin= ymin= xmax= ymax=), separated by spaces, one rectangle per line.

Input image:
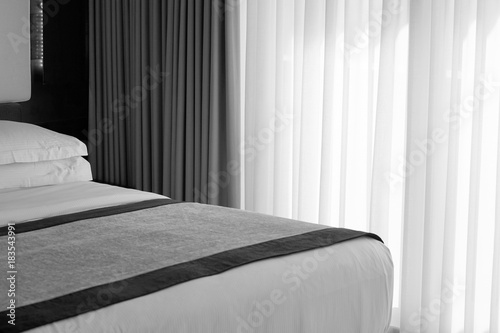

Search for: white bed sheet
xmin=0 ymin=181 xmax=165 ymax=227
xmin=1 ymin=182 xmax=393 ymax=333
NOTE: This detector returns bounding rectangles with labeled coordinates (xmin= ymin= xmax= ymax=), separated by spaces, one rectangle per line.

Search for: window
xmin=31 ymin=0 xmax=43 ymax=81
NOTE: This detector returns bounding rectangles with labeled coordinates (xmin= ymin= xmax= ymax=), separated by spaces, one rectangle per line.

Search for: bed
xmin=1 ymin=1 xmax=393 ymax=329
xmin=0 ymin=120 xmax=393 ymax=332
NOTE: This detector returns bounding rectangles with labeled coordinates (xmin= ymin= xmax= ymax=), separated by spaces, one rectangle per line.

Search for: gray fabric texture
xmin=0 ymin=203 xmax=329 ymax=309
xmin=88 ymin=0 xmax=228 ymax=205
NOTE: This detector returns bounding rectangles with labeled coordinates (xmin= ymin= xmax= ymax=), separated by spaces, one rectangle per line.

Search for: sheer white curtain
xmin=227 ymin=0 xmax=500 ymax=331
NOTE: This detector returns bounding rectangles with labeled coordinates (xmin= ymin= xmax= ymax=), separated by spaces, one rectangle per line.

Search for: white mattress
xmin=1 ymin=182 xmax=393 ymax=333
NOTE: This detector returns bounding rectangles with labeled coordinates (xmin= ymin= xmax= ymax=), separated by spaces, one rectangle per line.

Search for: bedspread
xmin=0 ymin=199 xmax=382 ymax=332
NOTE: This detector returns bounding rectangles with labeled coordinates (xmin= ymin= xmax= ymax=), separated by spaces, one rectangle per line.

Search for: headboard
xmin=0 ymin=0 xmax=31 ymax=103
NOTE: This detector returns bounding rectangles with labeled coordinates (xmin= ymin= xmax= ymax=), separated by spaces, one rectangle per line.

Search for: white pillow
xmin=0 ymin=156 xmax=93 ymax=190
xmin=0 ymin=121 xmax=88 ymax=165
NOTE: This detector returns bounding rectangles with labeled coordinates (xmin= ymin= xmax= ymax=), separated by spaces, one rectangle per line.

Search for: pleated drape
xmin=401 ymin=1 xmax=500 ymax=332
xmin=235 ymin=0 xmax=500 ymax=331
xmin=88 ymin=0 xmax=228 ymax=205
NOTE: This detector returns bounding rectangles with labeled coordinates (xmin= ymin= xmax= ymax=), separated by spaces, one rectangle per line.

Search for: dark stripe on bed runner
xmin=0 ymin=198 xmax=179 ymax=236
xmin=1 ymin=227 xmax=381 ymax=332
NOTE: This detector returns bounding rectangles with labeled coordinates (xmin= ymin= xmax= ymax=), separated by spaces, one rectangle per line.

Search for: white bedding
xmin=2 ymin=182 xmax=393 ymax=333
xmin=0 ymin=181 xmax=165 ymax=227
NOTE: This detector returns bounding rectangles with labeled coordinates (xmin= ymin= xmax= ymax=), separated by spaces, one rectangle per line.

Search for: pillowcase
xmin=0 ymin=156 xmax=93 ymax=190
xmin=0 ymin=121 xmax=87 ymax=165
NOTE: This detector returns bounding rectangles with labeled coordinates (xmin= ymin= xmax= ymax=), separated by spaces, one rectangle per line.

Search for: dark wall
xmin=19 ymin=0 xmax=88 ymax=142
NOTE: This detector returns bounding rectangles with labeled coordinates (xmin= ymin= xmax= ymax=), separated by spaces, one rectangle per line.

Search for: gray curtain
xmin=88 ymin=0 xmax=228 ymax=206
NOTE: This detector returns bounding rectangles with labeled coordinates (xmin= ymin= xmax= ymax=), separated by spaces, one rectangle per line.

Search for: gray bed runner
xmin=0 ymin=200 xmax=382 ymax=332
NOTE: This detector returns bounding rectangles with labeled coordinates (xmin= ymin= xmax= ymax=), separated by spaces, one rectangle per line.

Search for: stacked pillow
xmin=0 ymin=121 xmax=92 ymax=190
